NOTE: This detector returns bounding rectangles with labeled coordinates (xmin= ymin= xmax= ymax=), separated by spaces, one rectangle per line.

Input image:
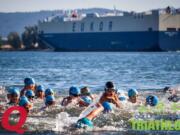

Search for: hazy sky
xmin=0 ymin=0 xmax=180 ymax=12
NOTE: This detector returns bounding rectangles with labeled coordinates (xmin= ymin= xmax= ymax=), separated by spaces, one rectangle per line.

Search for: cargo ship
xmin=38 ymin=7 xmax=180 ymax=51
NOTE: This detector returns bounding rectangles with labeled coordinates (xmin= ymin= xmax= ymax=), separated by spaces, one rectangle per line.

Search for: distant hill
xmin=0 ymin=11 xmax=54 ymax=37
xmin=0 ymin=8 xmax=121 ymax=37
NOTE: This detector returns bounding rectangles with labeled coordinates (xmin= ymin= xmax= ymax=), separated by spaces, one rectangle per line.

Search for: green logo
xmin=130 ymin=119 xmax=180 ymax=131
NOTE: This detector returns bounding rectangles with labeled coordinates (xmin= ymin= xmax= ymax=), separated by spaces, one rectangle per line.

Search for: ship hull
xmin=39 ymin=31 xmax=160 ymax=51
xmin=159 ymin=31 xmax=180 ymax=51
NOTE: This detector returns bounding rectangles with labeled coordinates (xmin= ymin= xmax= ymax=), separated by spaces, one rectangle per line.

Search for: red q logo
xmin=1 ymin=106 xmax=27 ymax=134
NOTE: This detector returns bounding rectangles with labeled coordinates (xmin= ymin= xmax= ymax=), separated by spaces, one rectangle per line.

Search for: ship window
xmin=90 ymin=22 xmax=94 ymax=31
xmin=167 ymin=28 xmax=176 ymax=31
xmin=99 ymin=22 xmax=103 ymax=31
xmin=148 ymin=27 xmax=153 ymax=31
xmin=72 ymin=22 xmax=76 ymax=32
xmin=81 ymin=23 xmax=85 ymax=32
xmin=109 ymin=21 xmax=113 ymax=31
xmin=178 ymin=28 xmax=180 ymax=31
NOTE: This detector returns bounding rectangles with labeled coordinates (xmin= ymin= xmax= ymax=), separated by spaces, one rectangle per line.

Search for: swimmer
xmin=45 ymin=95 xmax=56 ymax=107
xmin=45 ymin=88 xmax=54 ymax=97
xmin=61 ymin=86 xmax=89 ymax=107
xmin=80 ymin=87 xmax=93 ymax=106
xmin=7 ymin=88 xmax=20 ymax=105
xmin=117 ymin=90 xmax=127 ymax=102
xmin=168 ymin=88 xmax=179 ymax=102
xmin=127 ymin=88 xmax=139 ymax=103
xmin=20 ymin=77 xmax=36 ymax=96
xmin=19 ymin=96 xmax=33 ymax=113
xmin=25 ymin=90 xmax=35 ymax=102
xmin=146 ymin=95 xmax=159 ymax=106
xmin=163 ymin=86 xmax=179 ymax=102
xmin=76 ymin=81 xmax=121 ymax=128
xmin=35 ymin=85 xmax=45 ymax=99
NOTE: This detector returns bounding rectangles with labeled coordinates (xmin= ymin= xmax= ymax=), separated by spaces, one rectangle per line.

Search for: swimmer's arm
xmin=61 ymin=97 xmax=68 ymax=106
xmin=78 ymin=99 xmax=89 ymax=107
xmin=114 ymin=101 xmax=121 ymax=108
xmin=89 ymin=94 xmax=94 ymax=100
xmin=0 ymin=105 xmax=3 ymax=113
xmin=114 ymin=95 xmax=122 ymax=108
xmin=61 ymin=97 xmax=72 ymax=106
xmin=99 ymin=93 xmax=106 ymax=104
xmin=40 ymin=106 xmax=47 ymax=111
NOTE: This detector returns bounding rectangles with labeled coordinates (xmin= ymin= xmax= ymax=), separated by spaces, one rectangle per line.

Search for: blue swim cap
xmin=36 ymin=85 xmax=44 ymax=92
xmin=45 ymin=95 xmax=55 ymax=105
xmin=81 ymin=96 xmax=92 ymax=104
xmin=25 ymin=90 xmax=35 ymax=97
xmin=119 ymin=96 xmax=126 ymax=101
xmin=24 ymin=77 xmax=35 ymax=86
xmin=69 ymin=86 xmax=80 ymax=96
xmin=19 ymin=96 xmax=30 ymax=106
xmin=102 ymin=102 xmax=113 ymax=112
xmin=45 ymin=88 xmax=54 ymax=96
xmin=128 ymin=88 xmax=138 ymax=97
xmin=8 ymin=88 xmax=20 ymax=96
xmin=146 ymin=95 xmax=159 ymax=106
xmin=76 ymin=117 xmax=93 ymax=128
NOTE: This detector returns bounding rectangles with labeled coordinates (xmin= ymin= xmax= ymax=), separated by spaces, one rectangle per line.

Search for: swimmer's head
xmin=19 ymin=96 xmax=32 ymax=112
xmin=36 ymin=85 xmax=45 ymax=99
xmin=45 ymin=88 xmax=54 ymax=97
xmin=81 ymin=87 xmax=91 ymax=96
xmin=104 ymin=81 xmax=116 ymax=94
xmin=105 ymin=81 xmax=115 ymax=90
xmin=7 ymin=88 xmax=20 ymax=104
xmin=69 ymin=86 xmax=80 ymax=97
xmin=45 ymin=95 xmax=55 ymax=106
xmin=24 ymin=77 xmax=35 ymax=87
xmin=146 ymin=95 xmax=159 ymax=106
xmin=163 ymin=86 xmax=170 ymax=93
xmin=25 ymin=90 xmax=35 ymax=102
xmin=128 ymin=88 xmax=138 ymax=103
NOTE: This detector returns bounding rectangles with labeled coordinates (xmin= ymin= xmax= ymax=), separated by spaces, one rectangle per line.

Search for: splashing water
xmin=0 ymin=86 xmax=179 ymax=135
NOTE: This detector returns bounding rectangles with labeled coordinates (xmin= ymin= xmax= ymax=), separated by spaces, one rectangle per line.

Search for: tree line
xmin=0 ymin=25 xmax=47 ymax=50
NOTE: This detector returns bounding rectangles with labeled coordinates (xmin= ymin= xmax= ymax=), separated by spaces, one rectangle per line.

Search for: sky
xmin=0 ymin=0 xmax=180 ymax=12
